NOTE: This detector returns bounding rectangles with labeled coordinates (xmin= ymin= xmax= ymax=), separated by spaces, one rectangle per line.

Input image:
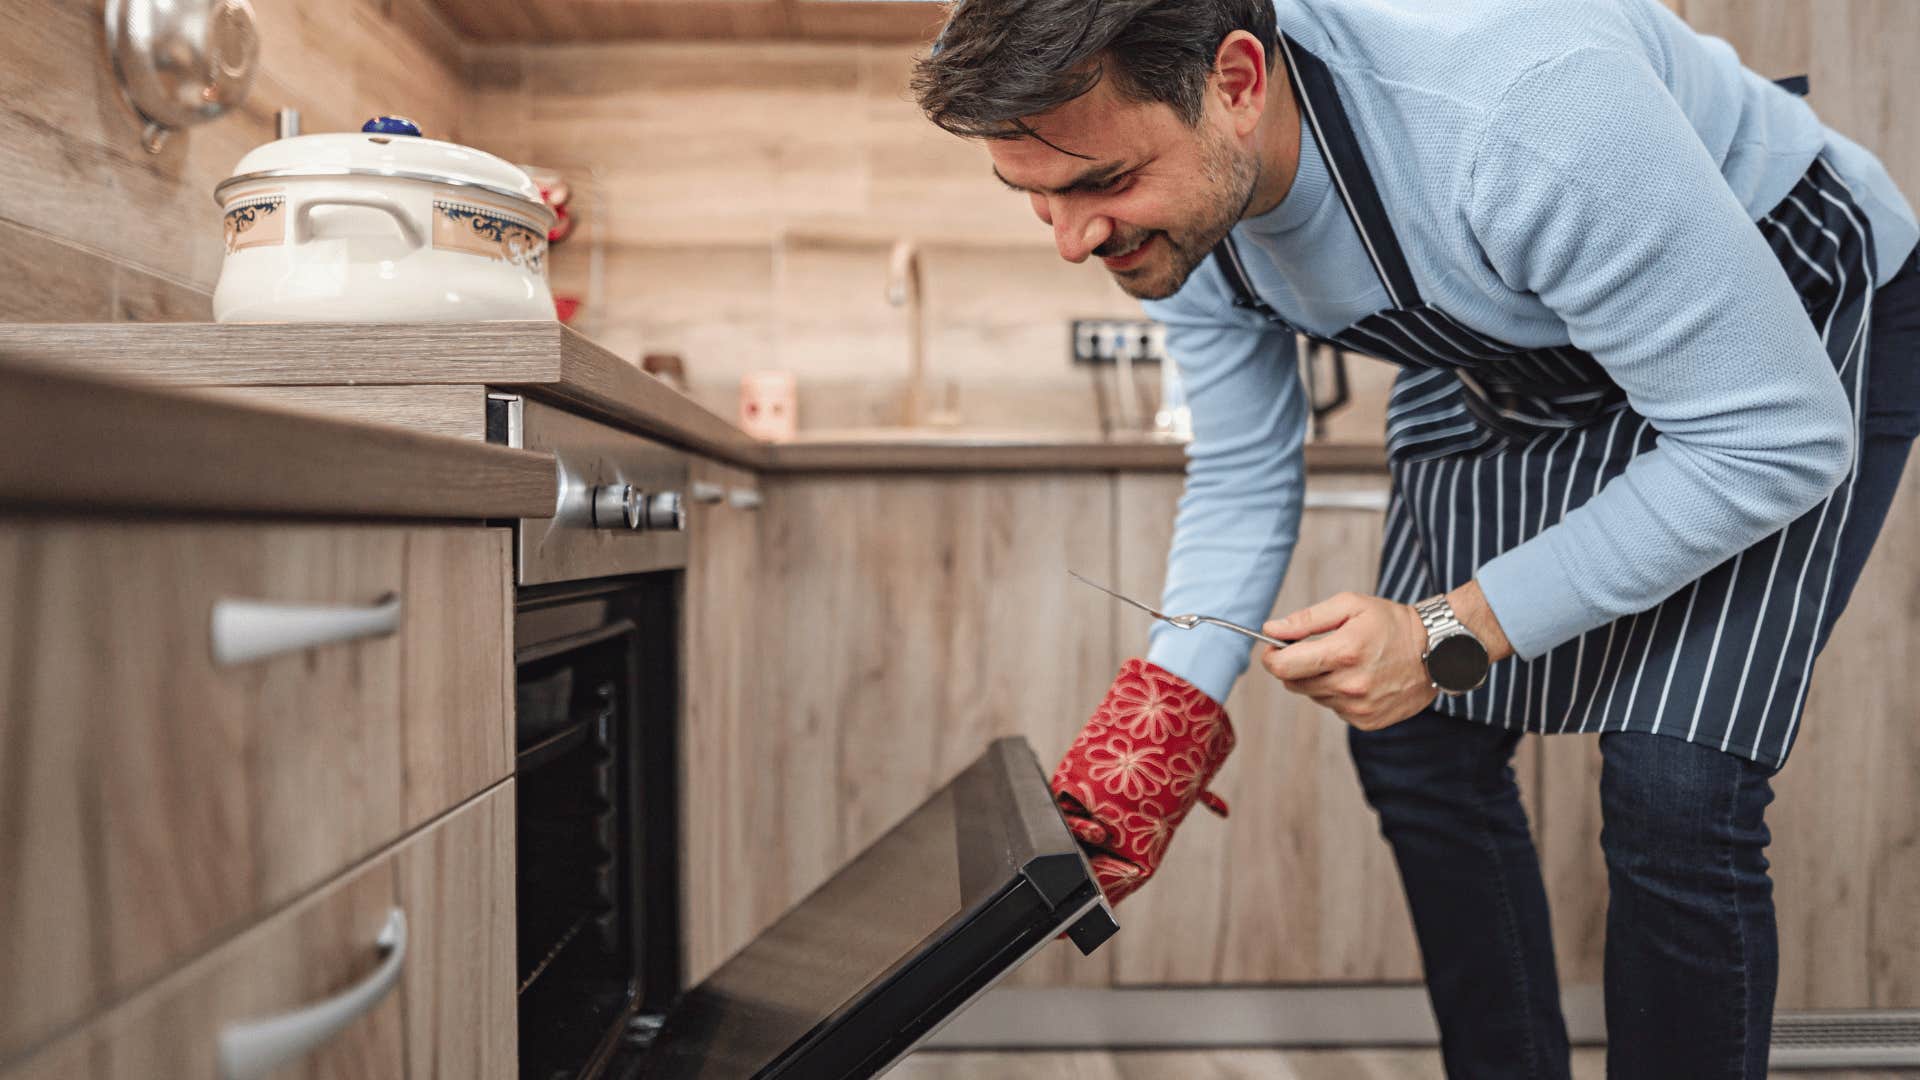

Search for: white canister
xmin=212 ymin=116 xmax=557 ymax=323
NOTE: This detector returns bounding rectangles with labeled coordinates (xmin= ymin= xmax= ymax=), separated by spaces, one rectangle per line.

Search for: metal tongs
xmin=1070 ymin=571 xmax=1291 ymax=649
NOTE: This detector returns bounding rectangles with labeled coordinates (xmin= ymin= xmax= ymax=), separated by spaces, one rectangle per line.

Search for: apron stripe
xmin=1549 ymin=423 xmax=1596 ymax=733
xmin=1491 ymin=453 xmax=1510 ymax=728
xmin=1573 ymin=412 xmax=1645 ymax=738
xmin=1685 ymin=551 xmax=1746 ymax=741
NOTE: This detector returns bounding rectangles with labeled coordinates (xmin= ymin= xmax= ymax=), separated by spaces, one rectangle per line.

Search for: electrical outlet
xmin=1069 ymin=318 xmax=1166 ymax=366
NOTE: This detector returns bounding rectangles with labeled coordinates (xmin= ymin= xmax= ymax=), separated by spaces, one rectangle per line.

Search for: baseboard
xmin=924 ymin=987 xmax=1920 ymax=1069
xmin=923 ymin=984 xmax=1606 ymax=1050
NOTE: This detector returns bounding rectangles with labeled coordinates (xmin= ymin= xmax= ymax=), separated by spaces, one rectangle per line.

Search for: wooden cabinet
xmin=398 ymin=528 xmax=515 ymax=829
xmin=395 ymin=783 xmax=519 ymax=1079
xmin=682 ymin=459 xmax=766 ymax=983
xmin=0 ymin=522 xmax=510 ymax=1061
xmin=3 ymin=783 xmax=515 ymax=1080
xmin=751 ymin=473 xmax=1118 ymax=987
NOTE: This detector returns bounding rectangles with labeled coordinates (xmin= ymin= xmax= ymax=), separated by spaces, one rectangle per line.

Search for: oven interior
xmin=514 ymin=576 xmax=683 ymax=1079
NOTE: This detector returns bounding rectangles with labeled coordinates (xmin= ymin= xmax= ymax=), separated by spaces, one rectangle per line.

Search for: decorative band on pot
xmin=431 ymin=197 xmax=548 ymax=276
xmin=223 ymin=190 xmax=286 ymax=253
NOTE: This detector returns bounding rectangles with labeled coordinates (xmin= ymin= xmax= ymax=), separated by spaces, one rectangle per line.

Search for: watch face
xmin=1428 ymin=633 xmax=1490 ymax=692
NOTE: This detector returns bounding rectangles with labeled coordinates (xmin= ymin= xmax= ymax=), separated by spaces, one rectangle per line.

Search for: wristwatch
xmin=1414 ymin=595 xmax=1490 ymax=695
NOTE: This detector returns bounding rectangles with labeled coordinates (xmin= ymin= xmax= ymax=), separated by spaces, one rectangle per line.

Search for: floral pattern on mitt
xmin=1051 ymin=658 xmax=1236 ymax=907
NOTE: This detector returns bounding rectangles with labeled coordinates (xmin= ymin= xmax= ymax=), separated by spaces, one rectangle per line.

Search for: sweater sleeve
xmin=1139 ymin=264 xmax=1309 ymax=705
xmin=1467 ymin=46 xmax=1855 ymax=661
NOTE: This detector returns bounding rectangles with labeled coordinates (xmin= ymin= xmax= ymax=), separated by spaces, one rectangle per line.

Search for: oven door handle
xmin=211 ymin=592 xmax=403 ymax=665
xmin=217 ymin=909 xmax=407 ymax=1080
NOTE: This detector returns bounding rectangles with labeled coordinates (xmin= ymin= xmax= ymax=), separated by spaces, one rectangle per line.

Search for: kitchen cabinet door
xmin=1 ymin=860 xmax=404 ymax=1080
xmin=753 ymin=473 xmax=1119 ymax=989
xmin=1088 ymin=474 xmax=1429 ymax=985
xmin=394 ymin=782 xmax=518 ymax=1079
xmin=682 ymin=459 xmax=766 ymax=983
xmin=0 ymin=522 xmax=403 ymax=1060
xmin=398 ymin=527 xmax=514 ymax=829
xmin=0 ymin=522 xmax=510 ymax=1061
xmin=2 ymin=784 xmax=514 ymax=1080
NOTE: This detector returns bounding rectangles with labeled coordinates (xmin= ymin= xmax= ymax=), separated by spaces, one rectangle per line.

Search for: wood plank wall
xmin=7 ymin=1 xmax=1916 ymax=447
xmin=458 ymin=41 xmax=1206 ymax=435
xmin=0 ymin=0 xmax=469 ymax=324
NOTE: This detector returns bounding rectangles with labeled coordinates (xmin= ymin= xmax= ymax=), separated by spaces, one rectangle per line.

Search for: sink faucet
xmin=887 ymin=239 xmax=927 ymax=427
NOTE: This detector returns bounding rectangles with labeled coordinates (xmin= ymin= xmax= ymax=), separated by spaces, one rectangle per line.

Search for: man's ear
xmin=1213 ymin=30 xmax=1269 ymax=136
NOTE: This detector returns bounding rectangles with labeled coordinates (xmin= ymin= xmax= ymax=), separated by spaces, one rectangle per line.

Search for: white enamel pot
xmin=212 ymin=116 xmax=557 ymax=323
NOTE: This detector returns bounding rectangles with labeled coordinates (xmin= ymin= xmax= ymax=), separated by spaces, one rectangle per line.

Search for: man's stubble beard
xmin=1111 ymin=128 xmax=1262 ymax=301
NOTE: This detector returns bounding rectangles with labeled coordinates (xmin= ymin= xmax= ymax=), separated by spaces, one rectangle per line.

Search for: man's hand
xmin=1258 ymin=591 xmax=1438 ymax=731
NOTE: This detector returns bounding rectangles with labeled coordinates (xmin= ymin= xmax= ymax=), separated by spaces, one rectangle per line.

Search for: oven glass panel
xmin=516 ymin=621 xmax=641 ymax=1076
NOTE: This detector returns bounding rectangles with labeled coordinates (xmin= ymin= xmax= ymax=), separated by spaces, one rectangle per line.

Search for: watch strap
xmin=1415 ymin=595 xmax=1468 ymax=645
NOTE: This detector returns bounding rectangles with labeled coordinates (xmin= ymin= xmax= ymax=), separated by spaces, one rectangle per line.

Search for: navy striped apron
xmin=1214 ymin=36 xmax=1877 ymax=766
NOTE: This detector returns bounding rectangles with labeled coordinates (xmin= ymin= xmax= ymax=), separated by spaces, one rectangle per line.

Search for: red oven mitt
xmin=1050 ymin=658 xmax=1235 ymax=907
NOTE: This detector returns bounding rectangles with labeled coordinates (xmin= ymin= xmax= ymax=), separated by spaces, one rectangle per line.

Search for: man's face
xmin=987 ymin=74 xmax=1259 ymax=301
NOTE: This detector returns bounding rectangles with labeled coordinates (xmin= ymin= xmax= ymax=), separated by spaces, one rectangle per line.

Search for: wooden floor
xmin=894 ymin=1049 xmax=1917 ymax=1078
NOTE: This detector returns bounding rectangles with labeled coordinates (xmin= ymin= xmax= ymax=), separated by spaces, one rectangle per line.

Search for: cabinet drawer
xmin=2 ymin=783 xmax=516 ymax=1080
xmin=0 ymin=522 xmax=510 ymax=1061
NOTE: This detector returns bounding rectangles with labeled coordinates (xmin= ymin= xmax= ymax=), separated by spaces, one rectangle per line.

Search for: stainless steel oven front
xmin=491 ymin=394 xmax=689 ymax=588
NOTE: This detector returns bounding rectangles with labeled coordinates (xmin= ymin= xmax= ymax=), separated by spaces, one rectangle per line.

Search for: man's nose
xmin=1045 ymin=199 xmax=1113 ymax=264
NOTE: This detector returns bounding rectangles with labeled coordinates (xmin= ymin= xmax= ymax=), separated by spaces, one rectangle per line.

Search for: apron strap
xmin=1212 ymin=233 xmax=1288 ymax=325
xmin=1209 ymin=234 xmax=1341 ymax=352
xmin=1208 ymin=34 xmax=1426 ymax=332
xmin=1275 ymin=34 xmax=1424 ymax=309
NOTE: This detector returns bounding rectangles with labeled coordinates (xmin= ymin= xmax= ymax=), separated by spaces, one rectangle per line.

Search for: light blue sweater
xmin=1141 ymin=0 xmax=1919 ymax=706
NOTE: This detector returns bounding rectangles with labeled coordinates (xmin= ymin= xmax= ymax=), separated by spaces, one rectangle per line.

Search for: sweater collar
xmin=1244 ymin=109 xmax=1331 ymax=234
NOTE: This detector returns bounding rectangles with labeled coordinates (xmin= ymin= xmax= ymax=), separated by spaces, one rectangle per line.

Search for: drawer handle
xmin=1302 ymin=487 xmax=1390 ymax=512
xmin=211 ymin=593 xmax=403 ymax=666
xmin=727 ymin=487 xmax=762 ymax=511
xmin=217 ymin=908 xmax=407 ymax=1080
xmin=690 ymin=480 xmax=726 ymax=504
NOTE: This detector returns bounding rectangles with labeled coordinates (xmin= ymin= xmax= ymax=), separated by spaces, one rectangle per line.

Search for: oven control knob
xmin=591 ymin=483 xmax=642 ymax=530
xmin=641 ymin=490 xmax=686 ymax=532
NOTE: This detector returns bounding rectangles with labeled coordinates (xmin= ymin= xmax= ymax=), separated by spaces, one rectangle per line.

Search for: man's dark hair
xmin=912 ymin=0 xmax=1278 ymax=147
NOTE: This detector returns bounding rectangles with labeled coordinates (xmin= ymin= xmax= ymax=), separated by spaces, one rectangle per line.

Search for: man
xmin=914 ymin=1 xmax=1920 ymax=1077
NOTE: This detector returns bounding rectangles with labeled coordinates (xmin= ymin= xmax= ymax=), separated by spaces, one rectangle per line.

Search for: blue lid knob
xmin=361 ymin=116 xmax=422 ymax=137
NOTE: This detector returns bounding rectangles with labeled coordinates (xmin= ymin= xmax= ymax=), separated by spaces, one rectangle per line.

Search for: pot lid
xmin=216 ymin=115 xmax=550 ymax=216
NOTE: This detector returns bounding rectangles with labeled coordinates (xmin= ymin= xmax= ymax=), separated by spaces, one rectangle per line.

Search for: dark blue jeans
xmin=1348 ymin=247 xmax=1920 ymax=1080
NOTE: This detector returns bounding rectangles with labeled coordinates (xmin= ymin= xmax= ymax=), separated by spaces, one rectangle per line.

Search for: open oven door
xmin=628 ymin=736 xmax=1119 ymax=1079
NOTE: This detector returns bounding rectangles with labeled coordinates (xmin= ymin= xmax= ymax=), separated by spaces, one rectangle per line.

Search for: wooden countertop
xmin=0 ymin=322 xmax=1388 ymax=475
xmin=0 ymin=358 xmax=556 ymax=519
xmin=0 ymin=321 xmax=764 ymax=464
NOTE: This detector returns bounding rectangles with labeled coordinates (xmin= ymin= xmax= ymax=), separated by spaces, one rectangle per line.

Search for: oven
xmin=515 ymin=577 xmax=681 ymax=1078
xmin=491 ymin=394 xmax=1120 ymax=1080
xmin=495 ymin=394 xmax=690 ymax=1079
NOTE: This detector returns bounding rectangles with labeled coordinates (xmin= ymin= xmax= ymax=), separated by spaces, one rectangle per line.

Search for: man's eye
xmin=1096 ymin=175 xmax=1134 ymax=194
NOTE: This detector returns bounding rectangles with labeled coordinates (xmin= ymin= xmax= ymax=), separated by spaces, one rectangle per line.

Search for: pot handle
xmin=290 ymin=192 xmax=426 ymax=249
